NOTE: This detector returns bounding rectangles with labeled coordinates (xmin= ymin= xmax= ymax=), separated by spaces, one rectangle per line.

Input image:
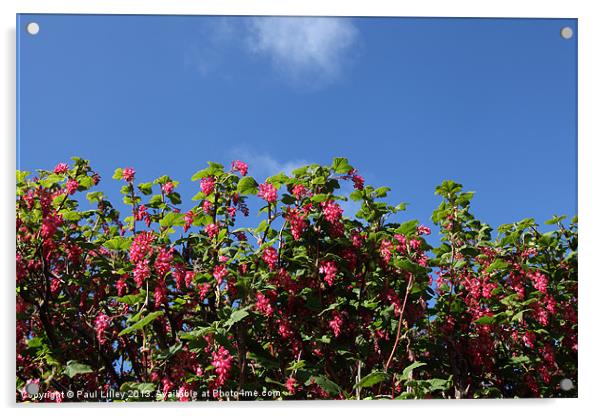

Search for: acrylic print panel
xmin=16 ymin=14 xmax=577 ymax=402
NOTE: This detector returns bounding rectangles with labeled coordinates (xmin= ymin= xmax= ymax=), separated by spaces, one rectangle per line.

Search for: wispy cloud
xmin=191 ymin=17 xmax=359 ymax=89
xmin=246 ymin=17 xmax=359 ymax=88
xmin=229 ymin=148 xmax=310 ymax=179
xmin=192 ymin=18 xmax=238 ymax=78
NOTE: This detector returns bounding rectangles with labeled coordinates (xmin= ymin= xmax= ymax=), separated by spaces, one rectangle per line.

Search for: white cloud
xmin=190 ymin=18 xmax=230 ymax=77
xmin=246 ymin=17 xmax=358 ymax=88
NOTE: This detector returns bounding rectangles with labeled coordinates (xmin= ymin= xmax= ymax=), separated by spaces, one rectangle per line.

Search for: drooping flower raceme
xmin=322 ymin=200 xmax=343 ymax=224
xmin=319 ymin=261 xmax=338 ymax=286
xmin=213 ymin=264 xmax=228 ymax=285
xmin=94 ymin=313 xmax=110 ymax=345
xmin=262 ymin=246 xmax=278 ymax=271
xmin=200 ymin=177 xmax=216 ymax=196
xmin=211 ymin=346 xmax=233 ymax=388
xmin=258 ymin=182 xmax=278 ymax=204
xmin=53 ymin=162 xmax=69 ymax=174
xmin=162 ymin=181 xmax=175 ymax=195
xmin=231 ymin=160 xmax=248 ymax=176
xmin=122 ymin=167 xmax=136 ymax=183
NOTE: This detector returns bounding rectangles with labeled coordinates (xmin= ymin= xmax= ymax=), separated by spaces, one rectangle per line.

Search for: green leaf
xmin=190 ymin=170 xmax=207 ymax=182
xmin=396 ymin=220 xmax=419 ymax=236
xmin=120 ymin=382 xmax=156 ymax=393
xmin=311 ymin=194 xmax=329 ymax=203
xmin=191 ymin=191 xmax=205 ymax=201
xmin=64 ymin=360 xmax=93 ymax=378
xmin=401 ymin=361 xmax=426 ymax=379
xmin=474 ymin=315 xmax=496 ymax=325
xmin=428 ymin=377 xmax=451 ymax=391
xmin=137 ymin=182 xmax=153 ymax=195
xmin=509 ymin=355 xmax=530 ymax=365
xmin=356 ymin=371 xmax=389 ymax=388
xmin=78 ymin=176 xmax=94 ymax=190
xmin=486 ymin=259 xmax=509 ymax=273
xmin=287 ymin=360 xmax=306 ymax=372
xmin=349 ymin=190 xmax=364 ymax=201
xmin=255 ymin=220 xmax=269 ymax=234
xmin=159 ymin=212 xmax=185 ymax=228
xmin=317 ymin=302 xmax=341 ymax=317
xmin=116 ymin=292 xmax=144 ymax=305
xmin=374 ymin=186 xmax=391 ymax=198
xmin=16 ymin=170 xmax=30 ymax=184
xmin=147 ymin=194 xmax=163 ymax=208
xmin=191 ymin=162 xmax=223 ymax=181
xmin=291 ymin=166 xmax=308 ymax=177
xmin=86 ymin=191 xmax=104 ymax=203
xmin=332 ymin=157 xmax=353 ymax=174
xmin=307 ymin=375 xmax=342 ymax=395
xmin=266 ymin=172 xmax=288 ymax=188
xmin=224 ymin=308 xmax=250 ymax=329
xmin=61 ymin=210 xmax=81 ymax=222
xmin=27 ymin=337 xmax=43 ymax=349
xmin=118 ymin=311 xmax=164 ymax=337
xmin=39 ymin=173 xmax=63 ymax=188
xmin=237 ymin=177 xmax=259 ymax=195
xmin=112 ymin=168 xmax=123 ymax=180
xmin=103 ymin=236 xmax=131 ymax=251
xmin=167 ymin=192 xmax=181 ymax=205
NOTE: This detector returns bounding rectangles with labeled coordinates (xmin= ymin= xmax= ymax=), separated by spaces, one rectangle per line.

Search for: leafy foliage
xmin=15 ymin=158 xmax=577 ymax=401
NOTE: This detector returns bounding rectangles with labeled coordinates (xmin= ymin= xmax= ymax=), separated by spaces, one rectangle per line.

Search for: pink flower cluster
xmin=200 ymin=177 xmax=216 ymax=195
xmin=54 ymin=162 xmax=69 ymax=174
xmin=198 ymin=282 xmax=211 ymax=301
xmin=129 ymin=231 xmax=155 ymax=263
xmin=380 ymin=239 xmax=393 ymax=264
xmin=417 ymin=225 xmax=431 ymax=235
xmin=285 ymin=208 xmax=307 ymax=240
xmin=255 ymin=292 xmax=274 ymax=317
xmin=213 ymin=264 xmax=228 ymax=285
xmin=329 ymin=312 xmax=343 ymax=337
xmin=529 ymin=270 xmax=548 ymax=293
xmin=205 ymin=223 xmax=220 ymax=239
xmin=135 ymin=205 xmax=151 ymax=227
xmin=231 ymin=160 xmax=248 ymax=176
xmin=262 ymin=246 xmax=278 ymax=271
xmin=211 ymin=346 xmax=233 ymax=388
xmin=94 ymin=313 xmax=110 ymax=345
xmin=285 ymin=377 xmax=297 ymax=394
xmin=185 ymin=271 xmax=195 ymax=288
xmin=258 ymin=182 xmax=278 ymax=204
xmin=348 ymin=169 xmax=365 ymax=190
xmin=154 ymin=247 xmax=174 ymax=277
xmin=66 ymin=179 xmax=79 ymax=195
xmin=291 ymin=184 xmax=308 ymax=200
xmin=322 ymin=200 xmax=343 ymax=224
xmin=122 ymin=167 xmax=135 ymax=182
xmin=319 ymin=261 xmax=338 ymax=286
xmin=129 ymin=231 xmax=156 ymax=287
xmin=162 ymin=181 xmax=175 ymax=195
xmin=184 ymin=211 xmax=195 ymax=232
xmin=133 ymin=259 xmax=151 ymax=288
xmin=154 ymin=280 xmax=167 ymax=306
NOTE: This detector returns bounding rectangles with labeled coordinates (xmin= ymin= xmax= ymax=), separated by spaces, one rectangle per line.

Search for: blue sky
xmin=17 ymin=15 xmax=577 ymax=233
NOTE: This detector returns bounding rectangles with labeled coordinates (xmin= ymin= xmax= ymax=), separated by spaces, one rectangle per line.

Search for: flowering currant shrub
xmin=16 ymin=157 xmax=577 ymax=401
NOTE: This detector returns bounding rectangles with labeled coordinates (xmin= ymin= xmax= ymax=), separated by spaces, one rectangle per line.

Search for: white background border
xmin=2 ymin=1 xmax=600 ymax=415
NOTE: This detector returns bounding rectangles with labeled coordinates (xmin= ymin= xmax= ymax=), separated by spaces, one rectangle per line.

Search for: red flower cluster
xmin=258 ymin=182 xmax=278 ymax=203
